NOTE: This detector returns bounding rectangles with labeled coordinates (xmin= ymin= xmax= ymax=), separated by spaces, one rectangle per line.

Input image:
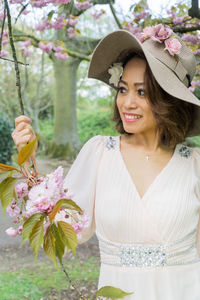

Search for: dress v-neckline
xmin=117 ymin=136 xmax=179 ymax=202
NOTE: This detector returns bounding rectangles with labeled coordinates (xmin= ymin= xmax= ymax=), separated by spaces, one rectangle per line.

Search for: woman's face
xmin=116 ymin=57 xmax=157 ymax=135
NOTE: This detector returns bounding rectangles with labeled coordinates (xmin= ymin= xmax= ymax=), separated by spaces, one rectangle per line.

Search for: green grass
xmin=0 ymin=256 xmax=99 ymax=300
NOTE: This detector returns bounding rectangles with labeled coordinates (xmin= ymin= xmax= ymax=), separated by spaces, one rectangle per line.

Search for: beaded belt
xmin=96 ymin=229 xmax=200 ymax=268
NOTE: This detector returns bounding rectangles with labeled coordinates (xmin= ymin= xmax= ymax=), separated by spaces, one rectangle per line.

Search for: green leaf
xmin=21 ymin=213 xmax=44 ymax=246
xmin=0 ymin=163 xmax=20 ymax=173
xmin=17 ymin=135 xmax=38 ymax=166
xmin=49 ymin=198 xmax=82 ymax=222
xmin=51 ymin=223 xmax=65 ymax=263
xmin=47 ymin=10 xmax=55 ymax=20
xmin=0 ymin=177 xmax=17 ymax=212
xmin=29 ymin=217 xmax=44 ymax=259
xmin=96 ymin=286 xmax=133 ymax=299
xmin=43 ymin=225 xmax=57 ymax=265
xmin=60 ymin=199 xmax=82 ymax=213
xmin=57 ymin=221 xmax=77 ymax=256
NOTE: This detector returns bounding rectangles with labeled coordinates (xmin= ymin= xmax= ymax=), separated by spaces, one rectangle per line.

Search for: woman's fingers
xmin=12 ymin=116 xmax=36 ymax=150
xmin=15 ymin=115 xmax=31 ymax=127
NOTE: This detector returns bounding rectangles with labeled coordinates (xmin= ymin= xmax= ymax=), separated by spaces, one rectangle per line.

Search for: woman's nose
xmin=124 ymin=92 xmax=138 ymax=108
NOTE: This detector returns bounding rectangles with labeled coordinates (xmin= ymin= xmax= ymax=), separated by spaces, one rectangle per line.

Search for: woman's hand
xmin=12 ymin=115 xmax=38 ymax=177
xmin=12 ymin=115 xmax=36 ymax=151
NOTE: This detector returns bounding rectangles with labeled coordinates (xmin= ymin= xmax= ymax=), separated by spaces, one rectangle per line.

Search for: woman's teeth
xmin=124 ymin=114 xmax=141 ymax=119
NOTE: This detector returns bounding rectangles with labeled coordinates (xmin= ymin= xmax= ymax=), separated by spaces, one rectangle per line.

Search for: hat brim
xmin=88 ymin=30 xmax=200 ymax=137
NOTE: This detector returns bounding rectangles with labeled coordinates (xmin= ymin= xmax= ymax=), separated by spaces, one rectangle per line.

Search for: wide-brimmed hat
xmin=88 ymin=27 xmax=200 ymax=137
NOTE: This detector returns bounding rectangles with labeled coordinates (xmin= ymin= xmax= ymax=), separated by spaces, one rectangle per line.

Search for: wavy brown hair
xmin=112 ymin=52 xmax=195 ymax=148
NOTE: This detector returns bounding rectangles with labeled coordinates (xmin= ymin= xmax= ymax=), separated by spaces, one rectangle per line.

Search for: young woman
xmin=12 ymin=25 xmax=200 ymax=299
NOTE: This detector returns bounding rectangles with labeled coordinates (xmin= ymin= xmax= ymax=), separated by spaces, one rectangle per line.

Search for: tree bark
xmin=50 ymin=55 xmax=82 ymax=159
xmin=188 ymin=0 xmax=200 ymax=18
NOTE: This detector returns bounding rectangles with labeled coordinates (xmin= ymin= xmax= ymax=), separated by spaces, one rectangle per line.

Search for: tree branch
xmin=13 ymin=34 xmax=91 ymax=61
xmin=4 ymin=0 xmax=24 ymax=114
xmin=0 ymin=5 xmax=6 ymax=53
xmin=173 ymin=25 xmax=200 ymax=33
xmin=109 ymin=0 xmax=122 ymax=29
xmin=0 ymin=56 xmax=29 ymax=65
xmin=15 ymin=3 xmax=29 ymax=24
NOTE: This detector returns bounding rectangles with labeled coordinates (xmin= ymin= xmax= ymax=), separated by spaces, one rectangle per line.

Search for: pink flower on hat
xmin=143 ymin=26 xmax=154 ymax=39
xmin=164 ymin=38 xmax=181 ymax=55
xmin=151 ymin=24 xmax=173 ymax=43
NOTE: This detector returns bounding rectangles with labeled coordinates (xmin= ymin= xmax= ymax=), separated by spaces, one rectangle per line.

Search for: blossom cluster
xmin=39 ymin=41 xmax=68 ymax=59
xmin=75 ymin=0 xmax=93 ymax=10
xmin=6 ymin=166 xmax=89 ymax=238
xmin=0 ymin=29 xmax=9 ymax=58
xmin=35 ymin=14 xmax=66 ymax=31
xmin=122 ymin=22 xmax=142 ymax=39
xmin=18 ymin=40 xmax=33 ymax=57
xmin=9 ymin=0 xmax=92 ymax=9
xmin=91 ymin=9 xmax=105 ymax=20
xmin=139 ymin=24 xmax=182 ymax=56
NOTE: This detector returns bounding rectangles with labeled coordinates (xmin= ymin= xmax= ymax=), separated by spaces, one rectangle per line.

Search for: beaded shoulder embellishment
xmin=105 ymin=136 xmax=117 ymax=150
xmin=178 ymin=145 xmax=191 ymax=158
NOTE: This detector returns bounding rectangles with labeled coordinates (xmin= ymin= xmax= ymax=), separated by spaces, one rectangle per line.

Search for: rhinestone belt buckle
xmin=120 ymin=244 xmax=167 ymax=267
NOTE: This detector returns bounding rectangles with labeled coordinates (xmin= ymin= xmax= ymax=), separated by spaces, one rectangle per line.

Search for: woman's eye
xmin=118 ymin=86 xmax=126 ymax=93
xmin=138 ymin=89 xmax=145 ymax=96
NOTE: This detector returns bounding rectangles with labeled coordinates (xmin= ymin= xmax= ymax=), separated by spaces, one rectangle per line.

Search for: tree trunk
xmin=50 ymin=56 xmax=82 ymax=159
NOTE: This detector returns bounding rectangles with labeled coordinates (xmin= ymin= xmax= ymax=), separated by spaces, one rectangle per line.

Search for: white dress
xmin=64 ymin=135 xmax=200 ymax=300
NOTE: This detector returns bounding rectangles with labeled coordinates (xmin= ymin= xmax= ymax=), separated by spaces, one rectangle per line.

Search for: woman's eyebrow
xmin=119 ymin=79 xmax=144 ymax=86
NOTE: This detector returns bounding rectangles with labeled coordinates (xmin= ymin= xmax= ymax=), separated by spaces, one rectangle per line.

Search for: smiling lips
xmin=123 ymin=112 xmax=142 ymax=123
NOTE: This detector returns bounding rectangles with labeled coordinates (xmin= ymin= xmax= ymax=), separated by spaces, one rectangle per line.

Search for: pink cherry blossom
xmin=54 ymin=0 xmax=71 ymax=4
xmin=13 ymin=218 xmax=19 ymax=224
xmin=22 ymin=9 xmax=30 ymax=15
xmin=189 ymin=87 xmax=194 ymax=93
xmin=35 ymin=19 xmax=52 ymax=31
xmin=124 ymin=23 xmax=142 ymax=37
xmin=91 ymin=10 xmax=104 ymax=20
xmin=6 ymin=203 xmax=20 ymax=217
xmin=72 ymin=223 xmax=84 ymax=233
xmin=23 ymin=48 xmax=32 ymax=57
xmin=68 ymin=32 xmax=77 ymax=38
xmin=15 ymin=182 xmax=29 ymax=198
xmin=182 ymin=33 xmax=200 ymax=45
xmin=17 ymin=225 xmax=23 ymax=234
xmin=67 ymin=27 xmax=77 ymax=38
xmin=0 ymin=50 xmax=8 ymax=57
xmin=75 ymin=0 xmax=93 ymax=10
xmin=55 ymin=52 xmax=68 ymax=60
xmin=137 ymin=33 xmax=145 ymax=43
xmin=0 ymin=11 xmax=6 ymax=20
xmin=2 ymin=39 xmax=9 ymax=46
xmin=30 ymin=0 xmax=48 ymax=8
xmin=39 ymin=41 xmax=53 ymax=52
xmin=151 ymin=24 xmax=173 ymax=43
xmin=191 ymin=80 xmax=200 ymax=87
xmin=53 ymin=46 xmax=63 ymax=52
xmin=133 ymin=11 xmax=149 ymax=20
xmin=67 ymin=15 xmax=79 ymax=26
xmin=3 ymin=30 xmax=8 ymax=38
xmin=173 ymin=16 xmax=184 ymax=25
xmin=143 ymin=26 xmax=154 ymax=39
xmin=5 ymin=227 xmax=18 ymax=237
xmin=167 ymin=10 xmax=176 ymax=18
xmin=52 ymin=20 xmax=65 ymax=30
xmin=164 ymin=38 xmax=182 ymax=55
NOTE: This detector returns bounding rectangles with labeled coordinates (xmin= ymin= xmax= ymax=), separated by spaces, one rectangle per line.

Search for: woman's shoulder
xmin=83 ymin=135 xmax=119 ymax=151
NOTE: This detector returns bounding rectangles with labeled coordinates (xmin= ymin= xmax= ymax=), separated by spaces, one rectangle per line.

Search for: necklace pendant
xmin=146 ymin=155 xmax=149 ymax=161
